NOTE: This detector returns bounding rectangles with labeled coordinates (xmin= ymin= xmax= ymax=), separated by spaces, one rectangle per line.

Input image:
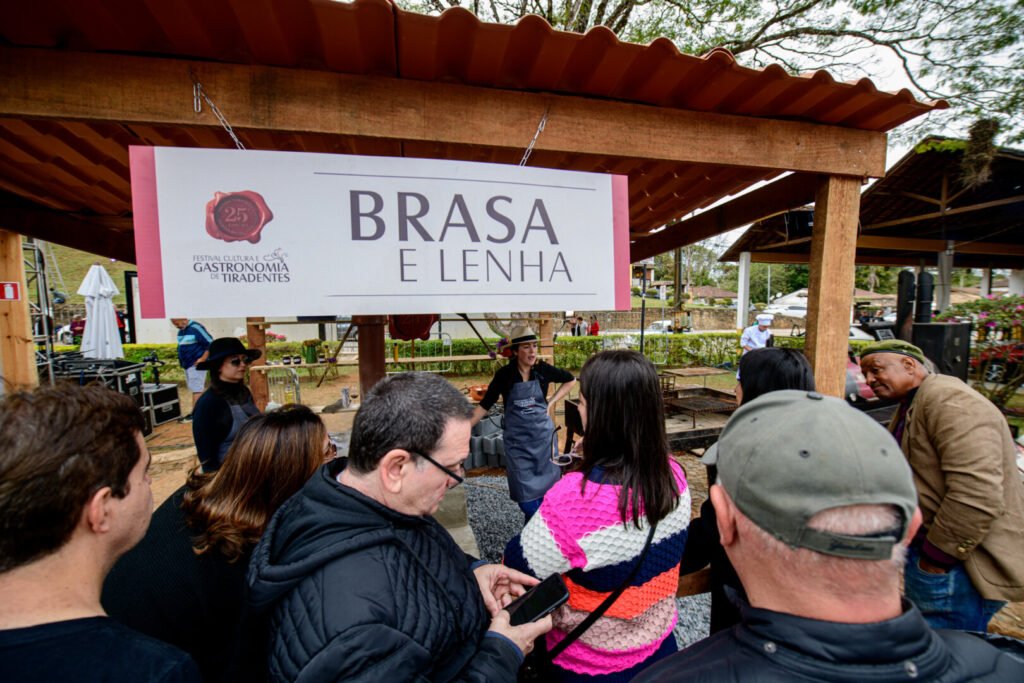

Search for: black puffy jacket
xmin=634 ymin=597 xmax=1024 ymax=682
xmin=247 ymin=461 xmax=522 ymax=682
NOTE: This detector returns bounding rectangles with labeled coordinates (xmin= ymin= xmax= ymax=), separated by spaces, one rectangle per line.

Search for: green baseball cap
xmin=858 ymin=339 xmax=927 ymax=365
xmin=702 ymin=390 xmax=916 ymax=560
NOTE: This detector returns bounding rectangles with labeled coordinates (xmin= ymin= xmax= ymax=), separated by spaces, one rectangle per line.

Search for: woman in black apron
xmin=192 ymin=337 xmax=262 ymax=472
xmin=472 ymin=326 xmax=576 ymax=520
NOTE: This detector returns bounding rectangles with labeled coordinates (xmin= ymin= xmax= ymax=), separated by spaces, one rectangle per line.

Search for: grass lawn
xmin=37 ymin=240 xmax=134 ymax=306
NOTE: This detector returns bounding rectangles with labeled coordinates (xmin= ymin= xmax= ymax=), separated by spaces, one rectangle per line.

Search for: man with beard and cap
xmin=635 ymin=390 xmax=1024 ymax=682
xmin=248 ymin=372 xmax=551 ymax=682
xmin=859 ymin=339 xmax=1024 ymax=632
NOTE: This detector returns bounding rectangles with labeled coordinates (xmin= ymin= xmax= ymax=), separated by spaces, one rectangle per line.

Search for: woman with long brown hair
xmin=503 ymin=350 xmax=691 ymax=682
xmin=102 ymin=405 xmax=331 ymax=682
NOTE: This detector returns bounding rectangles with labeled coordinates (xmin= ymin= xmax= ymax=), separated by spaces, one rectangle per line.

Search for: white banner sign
xmin=130 ymin=147 xmax=630 ymax=318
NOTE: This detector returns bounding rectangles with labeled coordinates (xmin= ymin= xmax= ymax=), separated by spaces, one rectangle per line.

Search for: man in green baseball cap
xmin=859 ymin=340 xmax=1024 ymax=632
xmin=635 ymin=390 xmax=1024 ymax=682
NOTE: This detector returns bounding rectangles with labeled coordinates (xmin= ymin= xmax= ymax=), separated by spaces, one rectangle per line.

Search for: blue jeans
xmin=904 ymin=545 xmax=1005 ymax=631
xmin=518 ymin=498 xmax=542 ymax=523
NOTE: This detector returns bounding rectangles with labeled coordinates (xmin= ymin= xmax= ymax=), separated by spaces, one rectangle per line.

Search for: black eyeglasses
xmin=410 ymin=450 xmax=465 ymax=486
xmin=227 ymin=356 xmax=251 ymax=367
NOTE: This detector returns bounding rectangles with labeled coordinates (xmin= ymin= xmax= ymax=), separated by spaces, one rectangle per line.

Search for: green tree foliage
xmin=781 ymin=264 xmax=809 ymax=293
xmin=719 ymin=262 xmax=775 ymax=302
xmin=854 ymin=266 xmax=900 ymax=294
xmin=400 ymin=0 xmax=1024 ymax=143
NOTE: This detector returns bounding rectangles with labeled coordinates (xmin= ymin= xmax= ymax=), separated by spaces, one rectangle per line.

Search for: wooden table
xmin=662 ymin=366 xmax=732 ymax=387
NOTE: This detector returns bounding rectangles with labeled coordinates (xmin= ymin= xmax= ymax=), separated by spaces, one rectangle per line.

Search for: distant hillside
xmin=33 ymin=240 xmax=134 ymax=306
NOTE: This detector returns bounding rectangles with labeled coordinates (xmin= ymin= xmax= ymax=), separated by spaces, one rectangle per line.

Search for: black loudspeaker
xmin=915 ymin=271 xmax=934 ymax=324
xmin=896 ymin=271 xmax=916 ymax=341
xmin=912 ymin=323 xmax=972 ymax=381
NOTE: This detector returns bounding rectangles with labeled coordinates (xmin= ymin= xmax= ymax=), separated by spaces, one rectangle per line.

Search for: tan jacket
xmin=893 ymin=373 xmax=1024 ymax=601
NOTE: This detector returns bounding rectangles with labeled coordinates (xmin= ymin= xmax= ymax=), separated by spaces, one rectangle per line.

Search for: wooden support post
xmin=355 ymin=315 xmax=386 ymax=399
xmin=538 ymin=314 xmax=554 ymax=363
xmin=246 ymin=317 xmax=268 ymax=410
xmin=0 ymin=230 xmax=36 ymax=392
xmin=804 ymin=176 xmax=861 ymax=397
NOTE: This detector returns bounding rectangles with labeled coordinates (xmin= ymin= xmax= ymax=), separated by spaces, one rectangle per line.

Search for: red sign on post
xmin=0 ymin=282 xmax=21 ymax=301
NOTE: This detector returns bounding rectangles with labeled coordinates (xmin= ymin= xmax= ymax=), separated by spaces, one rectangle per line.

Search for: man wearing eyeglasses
xmin=249 ymin=372 xmax=551 ymax=682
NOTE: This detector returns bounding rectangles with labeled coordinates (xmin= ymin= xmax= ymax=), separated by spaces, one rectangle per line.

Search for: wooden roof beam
xmin=863 ymin=194 xmax=1024 ymax=230
xmin=630 ymin=172 xmax=822 ymax=261
xmin=0 ymin=46 xmax=887 ymax=178
xmin=746 ymin=251 xmax=1023 ymax=269
xmin=857 ymin=236 xmax=1024 ymax=257
xmin=748 ymin=251 xmax=916 ymax=266
xmin=0 ymin=193 xmax=134 ymax=262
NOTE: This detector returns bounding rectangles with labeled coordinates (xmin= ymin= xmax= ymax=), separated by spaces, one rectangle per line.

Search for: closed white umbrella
xmin=77 ymin=264 xmax=124 ymax=359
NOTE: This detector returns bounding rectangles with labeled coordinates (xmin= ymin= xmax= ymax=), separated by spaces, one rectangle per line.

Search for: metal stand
xmin=23 ymin=239 xmax=55 ymax=384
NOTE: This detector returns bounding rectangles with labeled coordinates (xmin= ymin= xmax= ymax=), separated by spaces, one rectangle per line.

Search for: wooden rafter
xmin=0 ymin=46 xmax=888 ymax=179
xmin=862 ymin=194 xmax=1024 ymax=231
xmin=630 ymin=172 xmax=823 ymax=261
xmin=0 ymin=192 xmax=133 ymax=262
xmin=856 ymin=236 xmax=1024 ymax=256
xmin=748 ymin=250 xmax=1020 ymax=269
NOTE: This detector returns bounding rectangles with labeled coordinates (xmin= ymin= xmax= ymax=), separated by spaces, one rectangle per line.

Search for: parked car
xmin=644 ymin=320 xmax=674 ymax=334
xmin=764 ymin=304 xmax=808 ymax=319
xmin=971 ymin=342 xmax=1024 ymax=382
xmin=791 ymin=325 xmax=875 ymax=342
xmin=335 ymin=317 xmax=359 ymax=341
xmin=848 ymin=326 xmax=875 ymax=341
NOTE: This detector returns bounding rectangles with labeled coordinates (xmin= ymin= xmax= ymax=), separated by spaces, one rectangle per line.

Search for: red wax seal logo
xmin=205 ymin=191 xmax=273 ymax=244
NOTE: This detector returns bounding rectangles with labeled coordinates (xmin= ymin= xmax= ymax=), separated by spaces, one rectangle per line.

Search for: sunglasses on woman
xmin=227 ymin=356 xmax=251 ymax=367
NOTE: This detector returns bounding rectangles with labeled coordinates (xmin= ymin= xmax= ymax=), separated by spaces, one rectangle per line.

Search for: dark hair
xmin=210 ymin=359 xmax=242 ymax=391
xmin=182 ymin=404 xmax=326 ymax=562
xmin=738 ymin=348 xmax=815 ymax=405
xmin=577 ymin=350 xmax=679 ymax=528
xmin=348 ymin=372 xmax=473 ymax=474
xmin=0 ymin=383 xmax=145 ymax=573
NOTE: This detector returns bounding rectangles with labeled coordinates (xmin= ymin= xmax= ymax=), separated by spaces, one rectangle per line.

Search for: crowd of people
xmin=2 ymin=325 xmax=1024 ymax=681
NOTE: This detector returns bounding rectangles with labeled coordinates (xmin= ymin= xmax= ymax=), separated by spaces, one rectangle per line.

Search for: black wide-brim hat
xmin=196 ymin=337 xmax=262 ymax=370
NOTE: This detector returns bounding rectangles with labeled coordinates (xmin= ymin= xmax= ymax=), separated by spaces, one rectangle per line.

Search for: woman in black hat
xmin=191 ymin=337 xmax=262 ymax=472
xmin=471 ymin=325 xmax=575 ymax=521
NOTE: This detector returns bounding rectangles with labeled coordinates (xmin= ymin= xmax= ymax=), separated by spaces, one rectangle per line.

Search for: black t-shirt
xmin=0 ymin=616 xmax=200 ymax=683
xmin=102 ymin=487 xmax=265 ymax=683
xmin=479 ymin=361 xmax=574 ymax=411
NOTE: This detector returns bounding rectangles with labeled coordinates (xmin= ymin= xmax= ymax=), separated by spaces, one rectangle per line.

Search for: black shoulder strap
xmin=544 ymin=521 xmax=658 ymax=662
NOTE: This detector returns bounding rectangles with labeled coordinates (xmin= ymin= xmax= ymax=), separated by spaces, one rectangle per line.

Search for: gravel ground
xmin=465 ymin=475 xmax=711 ymax=648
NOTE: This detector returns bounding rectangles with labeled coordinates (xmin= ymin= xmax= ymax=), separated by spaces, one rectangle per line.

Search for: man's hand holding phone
xmin=473 ymin=564 xmax=539 ymax=616
xmin=481 ymin=572 xmax=567 ymax=654
xmin=488 ymin=610 xmax=553 ymax=655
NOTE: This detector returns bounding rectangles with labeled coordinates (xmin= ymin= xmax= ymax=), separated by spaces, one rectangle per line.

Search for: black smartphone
xmin=504 ymin=574 xmax=569 ymax=627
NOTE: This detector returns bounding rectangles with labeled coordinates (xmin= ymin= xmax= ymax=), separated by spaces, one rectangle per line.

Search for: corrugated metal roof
xmin=0 ymin=0 xmax=946 ymax=260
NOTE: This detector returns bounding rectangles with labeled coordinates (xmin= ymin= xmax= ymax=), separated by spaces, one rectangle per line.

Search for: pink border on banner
xmin=129 ymin=146 xmax=166 ymax=318
xmin=611 ymin=175 xmax=631 ymax=310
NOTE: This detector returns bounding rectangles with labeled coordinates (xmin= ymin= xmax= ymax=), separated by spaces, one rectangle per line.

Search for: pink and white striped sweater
xmin=504 ymin=459 xmax=691 ymax=676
